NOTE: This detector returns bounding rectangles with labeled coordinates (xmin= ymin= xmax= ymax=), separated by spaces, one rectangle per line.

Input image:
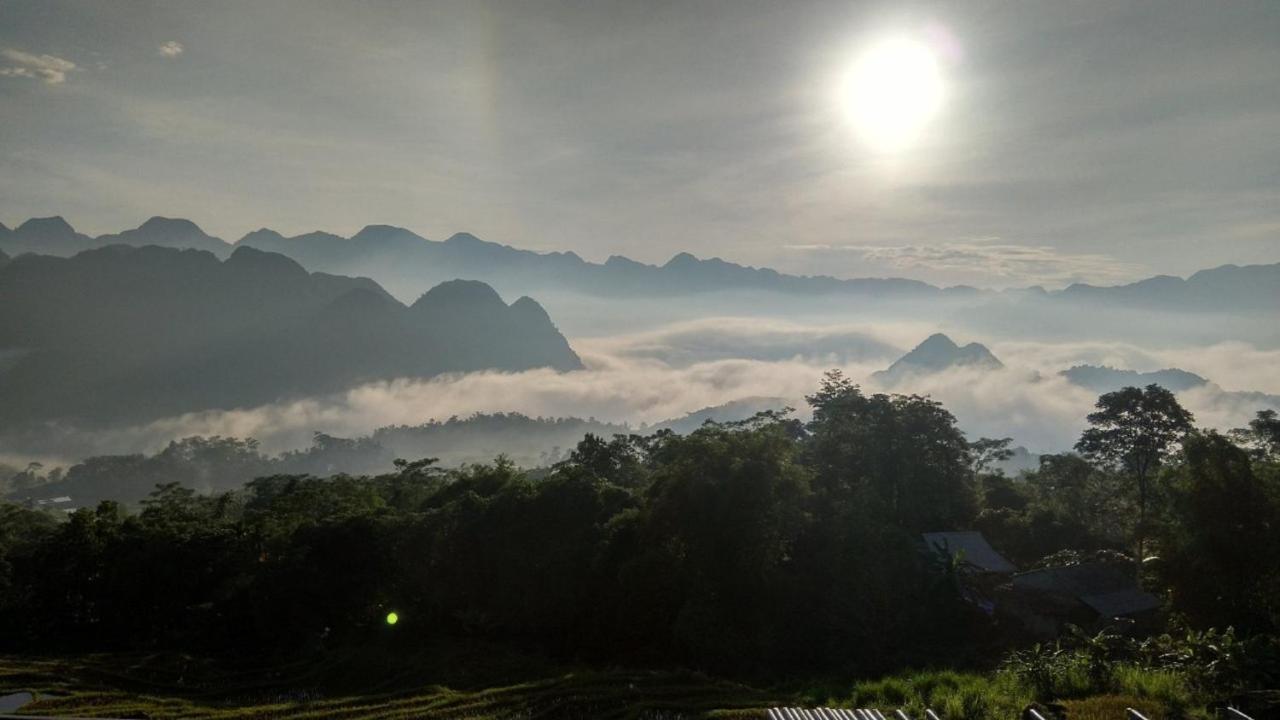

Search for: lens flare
xmin=385 ymin=611 xmax=399 ymax=626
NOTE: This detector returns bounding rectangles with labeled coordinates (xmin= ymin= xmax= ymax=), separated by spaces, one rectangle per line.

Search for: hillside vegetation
xmin=2 ymin=376 xmax=1278 ymax=717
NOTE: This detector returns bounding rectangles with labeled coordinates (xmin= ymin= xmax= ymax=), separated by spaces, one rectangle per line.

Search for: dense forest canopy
xmin=3 ymin=376 xmax=1277 ymax=695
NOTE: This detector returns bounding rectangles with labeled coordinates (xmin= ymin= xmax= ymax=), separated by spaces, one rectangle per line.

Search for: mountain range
xmin=4 ymin=217 xmax=1277 ymax=315
xmin=0 ymin=244 xmax=580 ymax=427
xmin=1059 ymin=365 xmax=1209 ymax=394
xmin=1058 ymin=364 xmax=1280 ymax=408
xmin=870 ymin=334 xmax=1280 ymax=412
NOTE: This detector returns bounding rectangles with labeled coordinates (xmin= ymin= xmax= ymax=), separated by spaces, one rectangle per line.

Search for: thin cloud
xmin=785 ymin=240 xmax=1149 ymax=288
xmin=583 ymin=316 xmax=903 ymax=367
xmin=0 ymin=48 xmax=77 ymax=84
xmin=158 ymin=41 xmax=184 ymax=58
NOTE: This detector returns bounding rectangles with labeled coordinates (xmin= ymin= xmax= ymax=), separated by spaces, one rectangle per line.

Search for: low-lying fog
xmin=4 ymin=316 xmax=1277 ymax=469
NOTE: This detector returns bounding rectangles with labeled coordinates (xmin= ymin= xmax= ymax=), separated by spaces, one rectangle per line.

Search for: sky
xmin=1 ymin=0 xmax=1278 ymax=288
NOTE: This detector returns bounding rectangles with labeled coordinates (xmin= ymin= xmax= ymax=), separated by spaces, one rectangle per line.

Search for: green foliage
xmin=10 ymin=436 xmax=275 ymax=506
xmin=1001 ymin=626 xmax=1274 ymax=712
xmin=805 ymin=370 xmax=976 ymax=531
xmin=1135 ymin=628 xmax=1279 ymax=699
xmin=1156 ymin=432 xmax=1280 ymax=634
xmin=1003 ymin=642 xmax=1070 ymax=700
xmin=1075 ymin=385 xmax=1196 ymax=480
xmin=970 ymin=436 xmax=1015 ymax=476
xmin=0 ymin=403 xmax=971 ymax=676
xmin=1 ymin=373 xmax=1278 ymax=711
xmin=1231 ymin=409 xmax=1280 ymax=461
xmin=1075 ymin=385 xmax=1195 ymax=579
xmin=843 ymin=671 xmax=1029 ymax=720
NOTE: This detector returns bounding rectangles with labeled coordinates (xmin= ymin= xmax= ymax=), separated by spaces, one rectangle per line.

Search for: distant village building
xmin=921 ymin=531 xmax=1016 ymax=617
xmin=1003 ymin=562 xmax=1160 ymax=637
xmin=921 ymin=531 xmax=1018 ymax=574
xmin=922 ymin=532 xmax=1160 ymax=638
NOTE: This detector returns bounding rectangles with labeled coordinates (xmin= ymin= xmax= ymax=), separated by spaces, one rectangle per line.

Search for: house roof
xmin=1013 ymin=562 xmax=1160 ymax=618
xmin=1080 ymin=590 xmax=1161 ymax=618
xmin=922 ymin=531 xmax=1018 ymax=574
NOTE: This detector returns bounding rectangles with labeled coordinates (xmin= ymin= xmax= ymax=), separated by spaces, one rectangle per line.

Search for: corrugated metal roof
xmin=767 ymin=708 xmax=939 ymax=720
xmin=1014 ymin=562 xmax=1129 ymax=594
xmin=922 ymin=531 xmax=1017 ymax=573
xmin=1013 ymin=562 xmax=1160 ymax=618
xmin=1080 ymin=589 xmax=1161 ymax=618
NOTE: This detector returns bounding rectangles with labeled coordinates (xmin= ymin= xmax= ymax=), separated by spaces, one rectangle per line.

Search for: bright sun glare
xmin=843 ymin=36 xmax=944 ymax=151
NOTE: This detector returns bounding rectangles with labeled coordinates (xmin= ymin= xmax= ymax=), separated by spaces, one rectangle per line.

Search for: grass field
xmin=0 ymin=653 xmax=1194 ymax=719
xmin=0 ymin=654 xmax=776 ymax=720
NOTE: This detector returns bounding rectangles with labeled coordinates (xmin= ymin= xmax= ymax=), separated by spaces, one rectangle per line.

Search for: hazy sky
xmin=2 ymin=0 xmax=1278 ymax=288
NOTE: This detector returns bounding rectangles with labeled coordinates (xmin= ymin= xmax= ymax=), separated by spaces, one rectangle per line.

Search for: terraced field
xmin=0 ymin=655 xmax=776 ymax=719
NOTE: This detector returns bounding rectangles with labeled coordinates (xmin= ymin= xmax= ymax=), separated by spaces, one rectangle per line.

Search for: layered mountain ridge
xmin=870 ymin=336 xmax=1280 ymax=412
xmin=6 ymin=216 xmax=1276 ymax=313
xmin=0 ymin=244 xmax=580 ymax=427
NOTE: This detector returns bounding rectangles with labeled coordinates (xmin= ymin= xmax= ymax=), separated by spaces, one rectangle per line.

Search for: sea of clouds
xmin=3 ymin=318 xmax=1278 ymax=468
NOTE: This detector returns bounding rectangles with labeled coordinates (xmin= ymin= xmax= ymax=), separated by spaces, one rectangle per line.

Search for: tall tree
xmin=805 ymin=370 xmax=974 ymax=531
xmin=1074 ymin=384 xmax=1194 ymax=584
xmin=1231 ymin=409 xmax=1280 ymax=461
xmin=1159 ymin=432 xmax=1279 ymax=632
xmin=970 ymin=436 xmax=1015 ymax=475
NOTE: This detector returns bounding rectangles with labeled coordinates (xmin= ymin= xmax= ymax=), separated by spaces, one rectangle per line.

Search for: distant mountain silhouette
xmin=872 ymin=333 xmax=1003 ymax=384
xmin=0 ymin=216 xmax=97 ymax=256
xmin=0 ymin=245 xmax=581 ymax=426
xmin=1059 ymin=264 xmax=1280 ymax=312
xmin=0 ymin=216 xmax=230 ymax=258
xmin=1060 ymin=365 xmax=1208 ymax=394
xmin=1059 ymin=363 xmax=1280 ymax=410
xmin=6 ymin=217 xmax=1278 ymax=315
xmin=650 ymin=397 xmax=790 ymax=434
xmin=238 ymin=223 xmax=956 ymax=301
xmin=231 ymin=223 xmax=1280 ymax=312
xmin=96 ymin=216 xmax=231 ymax=257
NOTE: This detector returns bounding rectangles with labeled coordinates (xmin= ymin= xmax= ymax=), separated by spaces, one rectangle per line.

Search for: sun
xmin=842 ymin=36 xmax=944 ymax=151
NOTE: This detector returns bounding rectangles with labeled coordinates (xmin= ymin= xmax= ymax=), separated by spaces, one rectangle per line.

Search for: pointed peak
xmin=510 ymin=295 xmax=551 ymax=320
xmin=445 ymin=231 xmax=484 ymax=245
xmin=917 ymin=333 xmax=959 ymax=351
xmin=294 ymin=230 xmax=346 ymax=242
xmin=411 ymin=279 xmax=506 ymax=311
xmin=664 ymin=251 xmax=699 ymax=267
xmin=875 ymin=333 xmax=1002 ymax=382
xmin=238 ymin=228 xmax=286 ymax=244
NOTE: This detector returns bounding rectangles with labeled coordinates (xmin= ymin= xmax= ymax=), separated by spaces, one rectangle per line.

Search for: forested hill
xmin=0 ymin=245 xmax=581 ymax=427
